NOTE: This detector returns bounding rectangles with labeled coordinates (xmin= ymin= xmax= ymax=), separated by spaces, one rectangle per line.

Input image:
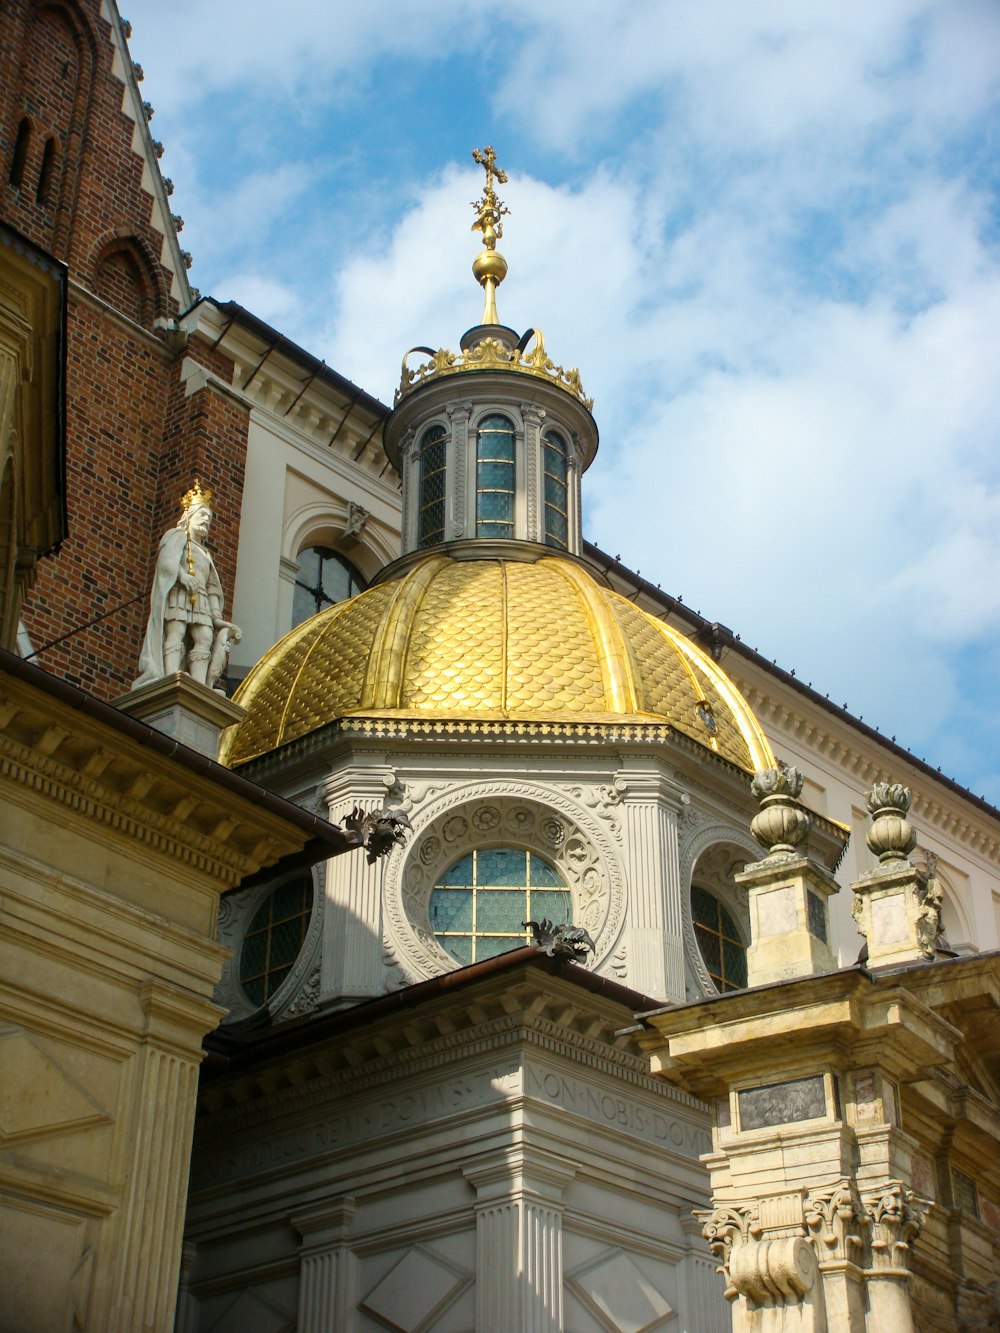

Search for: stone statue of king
xmin=134 ymin=480 xmax=241 ymax=690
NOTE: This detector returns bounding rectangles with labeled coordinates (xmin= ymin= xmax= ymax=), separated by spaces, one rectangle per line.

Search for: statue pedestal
xmin=114 ymin=673 xmax=245 ymax=760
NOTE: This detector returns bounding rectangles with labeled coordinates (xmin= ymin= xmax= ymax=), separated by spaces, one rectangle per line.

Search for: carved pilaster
xmin=615 ymin=766 xmax=686 ymax=1000
xmin=292 ymin=1198 xmax=358 ymax=1333
xmin=400 ymin=428 xmax=418 ymax=553
xmin=447 ymin=401 xmax=472 ymax=539
xmin=321 ymin=767 xmax=395 ymax=1000
xmin=111 ymin=984 xmax=223 ymax=1332
xmin=464 ymin=1148 xmax=575 ymax=1333
xmin=521 ymin=401 xmax=545 ymax=542
xmin=677 ymin=1214 xmax=729 ymax=1333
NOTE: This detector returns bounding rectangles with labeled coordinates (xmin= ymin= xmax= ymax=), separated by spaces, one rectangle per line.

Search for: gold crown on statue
xmin=180 ymin=478 xmax=213 ymax=512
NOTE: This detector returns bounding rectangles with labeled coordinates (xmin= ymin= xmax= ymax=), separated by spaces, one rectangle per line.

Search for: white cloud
xmin=122 ymin=0 xmax=1000 ymax=796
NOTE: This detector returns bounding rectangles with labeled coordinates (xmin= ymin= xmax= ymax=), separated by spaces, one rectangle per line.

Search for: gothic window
xmin=691 ymin=884 xmax=747 ymax=991
xmin=238 ymin=874 xmax=313 ymax=1006
xmin=430 ymin=848 xmax=570 ymax=965
xmin=476 ymin=413 xmax=515 ymax=538
xmin=292 ymin=545 xmax=366 ymax=626
xmin=36 ymin=137 xmax=57 ymax=207
xmin=542 ymin=429 xmax=569 ymax=549
xmin=93 ymin=243 xmax=151 ymax=325
xmin=418 ymin=423 xmax=447 ymax=547
xmin=8 ymin=119 xmax=30 ymax=189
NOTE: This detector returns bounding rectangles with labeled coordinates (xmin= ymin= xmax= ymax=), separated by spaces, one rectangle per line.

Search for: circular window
xmin=430 ymin=847 xmax=571 ymax=965
xmin=691 ymin=884 xmax=747 ymax=992
xmin=239 ymin=875 xmax=314 ymax=1006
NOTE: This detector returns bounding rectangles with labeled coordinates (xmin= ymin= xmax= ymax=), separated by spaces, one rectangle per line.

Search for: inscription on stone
xmin=524 ymin=1065 xmax=711 ymax=1159
xmin=738 ymin=1075 xmax=826 ymax=1131
xmin=196 ymin=1063 xmax=522 ymax=1187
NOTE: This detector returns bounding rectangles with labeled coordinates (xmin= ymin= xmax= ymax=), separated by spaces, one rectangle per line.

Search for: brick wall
xmin=2 ymin=0 xmax=251 ymax=697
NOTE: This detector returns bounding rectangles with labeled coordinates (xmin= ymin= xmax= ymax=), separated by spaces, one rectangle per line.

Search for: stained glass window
xmin=542 ymin=430 xmax=569 ymax=549
xmin=239 ymin=875 xmax=314 ymax=1006
xmin=292 ymin=546 xmax=366 ymax=626
xmin=476 ymin=414 xmax=515 ymax=538
xmin=692 ymin=885 xmax=747 ymax=992
xmin=430 ymin=848 xmax=571 ymax=964
xmin=418 ymin=423 xmax=447 ymax=547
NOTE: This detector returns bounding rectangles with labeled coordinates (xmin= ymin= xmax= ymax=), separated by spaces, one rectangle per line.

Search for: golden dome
xmin=221 ymin=553 xmax=774 ymax=771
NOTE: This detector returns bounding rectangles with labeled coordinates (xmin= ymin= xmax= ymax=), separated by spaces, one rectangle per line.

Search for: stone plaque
xmin=756 ymin=885 xmax=797 ymax=936
xmin=738 ymin=1075 xmax=827 ymax=1131
xmin=807 ymin=890 xmax=827 ymax=942
xmin=871 ymin=892 xmax=908 ymax=944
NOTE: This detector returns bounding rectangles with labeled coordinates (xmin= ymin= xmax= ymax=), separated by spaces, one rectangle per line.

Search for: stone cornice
xmin=233 ymin=713 xmax=755 ymax=787
xmin=198 ymin=982 xmax=707 ymax=1132
xmin=0 ymin=671 xmax=309 ymax=885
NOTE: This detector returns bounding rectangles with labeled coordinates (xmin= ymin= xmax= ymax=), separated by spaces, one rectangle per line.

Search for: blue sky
xmin=127 ymin=0 xmax=1000 ymax=802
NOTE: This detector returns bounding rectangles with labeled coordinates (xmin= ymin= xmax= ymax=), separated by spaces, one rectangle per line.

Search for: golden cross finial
xmin=470 ymin=146 xmax=510 ymax=324
xmin=471 ymin=144 xmax=509 ymax=250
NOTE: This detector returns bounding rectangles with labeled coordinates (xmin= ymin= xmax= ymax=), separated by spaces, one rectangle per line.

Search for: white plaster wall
xmin=230 ymin=409 xmax=401 ymax=674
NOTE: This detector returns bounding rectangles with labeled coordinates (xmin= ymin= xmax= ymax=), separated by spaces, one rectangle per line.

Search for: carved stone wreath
xmin=383 ymin=781 xmax=627 ymax=983
xmin=213 ymin=864 xmax=324 ymax=1023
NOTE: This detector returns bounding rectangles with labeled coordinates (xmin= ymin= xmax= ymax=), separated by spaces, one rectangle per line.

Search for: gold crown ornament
xmin=180 ymin=478 xmax=213 ymax=512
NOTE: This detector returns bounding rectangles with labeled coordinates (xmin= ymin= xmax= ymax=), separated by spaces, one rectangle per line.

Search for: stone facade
xmin=0 ymin=651 xmax=358 ymax=1332
xmin=184 ymin=958 xmax=725 ymax=1333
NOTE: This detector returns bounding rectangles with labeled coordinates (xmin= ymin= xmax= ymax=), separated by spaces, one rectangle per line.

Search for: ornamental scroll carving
xmin=566 ymin=780 xmax=625 ymax=841
xmin=382 ymin=781 xmax=627 ymax=985
xmin=699 ymin=1201 xmax=819 ymax=1314
xmin=862 ymin=1180 xmax=927 ymax=1273
xmin=804 ymin=1179 xmax=866 ymax=1264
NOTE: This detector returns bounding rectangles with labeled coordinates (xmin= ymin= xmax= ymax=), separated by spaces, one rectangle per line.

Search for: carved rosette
xmin=865 ymin=784 xmax=917 ymax=865
xmin=749 ymin=764 xmax=810 ymax=858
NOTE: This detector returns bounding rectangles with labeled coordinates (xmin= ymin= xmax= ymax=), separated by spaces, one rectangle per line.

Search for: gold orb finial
xmin=471 ymin=145 xmax=510 ymax=324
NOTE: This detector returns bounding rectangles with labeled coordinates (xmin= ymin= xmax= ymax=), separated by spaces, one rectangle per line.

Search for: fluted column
xmin=616 ymin=764 xmax=686 ymax=1001
xmin=464 ymin=1148 xmax=576 ymax=1332
xmin=321 ymin=765 xmax=394 ymax=1001
xmin=292 ymin=1198 xmax=358 ymax=1333
xmin=110 ymin=983 xmax=225 ymax=1333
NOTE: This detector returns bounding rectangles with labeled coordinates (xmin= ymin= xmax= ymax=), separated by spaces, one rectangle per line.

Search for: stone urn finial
xmin=749 ymin=763 xmax=810 ymax=858
xmin=865 ymin=783 xmax=916 ymax=865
